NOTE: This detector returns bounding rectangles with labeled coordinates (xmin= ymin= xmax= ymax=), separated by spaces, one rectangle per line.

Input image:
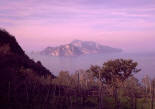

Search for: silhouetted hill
xmin=0 ymin=29 xmax=55 ymax=109
xmin=0 ymin=29 xmax=55 ymax=77
xmin=41 ymin=40 xmax=122 ymax=56
xmin=0 ymin=30 xmax=26 ymax=56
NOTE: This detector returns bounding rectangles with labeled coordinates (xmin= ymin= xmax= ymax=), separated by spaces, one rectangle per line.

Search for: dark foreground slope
xmin=0 ymin=29 xmax=55 ymax=109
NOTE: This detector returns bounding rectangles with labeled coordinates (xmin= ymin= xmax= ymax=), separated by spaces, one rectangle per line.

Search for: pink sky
xmin=0 ymin=0 xmax=155 ymax=52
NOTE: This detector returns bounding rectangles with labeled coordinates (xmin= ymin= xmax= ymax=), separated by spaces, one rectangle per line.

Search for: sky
xmin=0 ymin=0 xmax=155 ymax=52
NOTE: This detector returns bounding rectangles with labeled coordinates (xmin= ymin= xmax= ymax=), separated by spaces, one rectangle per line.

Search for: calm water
xmin=27 ymin=52 xmax=155 ymax=79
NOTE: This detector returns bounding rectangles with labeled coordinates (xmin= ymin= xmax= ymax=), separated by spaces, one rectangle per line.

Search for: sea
xmin=27 ymin=52 xmax=155 ymax=80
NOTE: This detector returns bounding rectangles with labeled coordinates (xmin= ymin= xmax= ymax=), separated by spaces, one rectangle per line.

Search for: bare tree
xmin=151 ymin=79 xmax=155 ymax=109
xmin=142 ymin=75 xmax=152 ymax=108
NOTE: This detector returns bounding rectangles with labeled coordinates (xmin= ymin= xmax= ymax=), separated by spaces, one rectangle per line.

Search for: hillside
xmin=41 ymin=40 xmax=122 ymax=56
xmin=0 ymin=29 xmax=55 ymax=109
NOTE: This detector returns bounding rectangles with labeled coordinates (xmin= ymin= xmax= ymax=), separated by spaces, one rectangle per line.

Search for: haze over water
xmin=28 ymin=52 xmax=155 ymax=79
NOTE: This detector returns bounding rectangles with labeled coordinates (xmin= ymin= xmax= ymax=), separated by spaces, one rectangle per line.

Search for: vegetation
xmin=87 ymin=59 xmax=141 ymax=109
xmin=0 ymin=29 xmax=155 ymax=109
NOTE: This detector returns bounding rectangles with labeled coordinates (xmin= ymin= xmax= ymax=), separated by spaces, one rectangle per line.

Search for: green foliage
xmin=88 ymin=59 xmax=141 ymax=86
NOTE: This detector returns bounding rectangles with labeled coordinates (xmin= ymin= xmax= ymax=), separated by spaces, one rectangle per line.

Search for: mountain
xmin=0 ymin=29 xmax=55 ymax=109
xmin=41 ymin=40 xmax=122 ymax=56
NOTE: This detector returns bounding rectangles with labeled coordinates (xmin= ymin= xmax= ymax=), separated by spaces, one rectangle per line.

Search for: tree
xmin=87 ymin=59 xmax=141 ymax=109
xmin=52 ymin=71 xmax=71 ymax=86
xmin=124 ymin=77 xmax=142 ymax=109
xmin=151 ymin=79 xmax=155 ymax=109
xmin=142 ymin=75 xmax=151 ymax=95
xmin=142 ymin=75 xmax=152 ymax=108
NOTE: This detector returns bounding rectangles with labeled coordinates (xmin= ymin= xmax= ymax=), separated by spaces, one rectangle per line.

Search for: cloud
xmin=0 ymin=0 xmax=155 ymax=52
